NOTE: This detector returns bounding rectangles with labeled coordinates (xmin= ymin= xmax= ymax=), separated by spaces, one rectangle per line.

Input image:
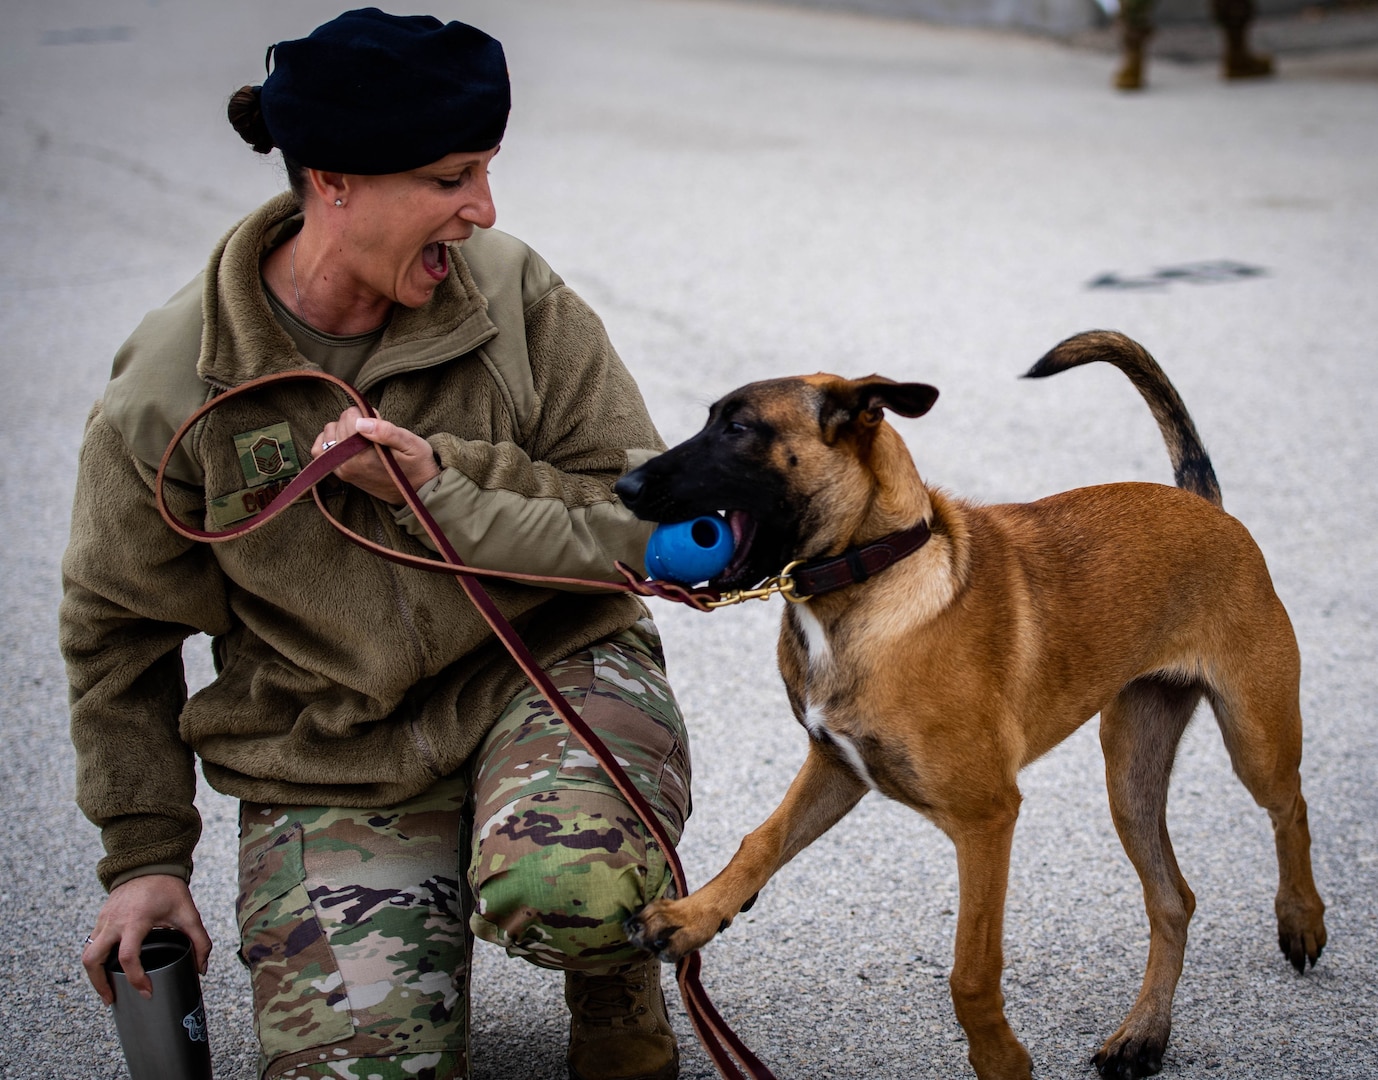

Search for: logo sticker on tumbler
xmin=183 ymin=1003 xmax=208 ymax=1043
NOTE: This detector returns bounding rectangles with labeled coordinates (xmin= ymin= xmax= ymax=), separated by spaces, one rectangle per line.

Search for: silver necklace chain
xmin=290 ymin=233 xmax=304 ymax=316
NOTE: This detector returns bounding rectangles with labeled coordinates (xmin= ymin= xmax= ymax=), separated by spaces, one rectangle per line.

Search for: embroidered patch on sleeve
xmin=208 ymin=422 xmax=303 ymax=529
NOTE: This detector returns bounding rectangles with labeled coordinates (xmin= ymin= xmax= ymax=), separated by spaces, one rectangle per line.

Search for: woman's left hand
xmin=313 ymin=407 xmax=441 ymax=505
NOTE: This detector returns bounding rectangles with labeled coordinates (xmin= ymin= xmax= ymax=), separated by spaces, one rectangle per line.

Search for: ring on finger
xmin=321 ymin=439 xmax=337 ymax=451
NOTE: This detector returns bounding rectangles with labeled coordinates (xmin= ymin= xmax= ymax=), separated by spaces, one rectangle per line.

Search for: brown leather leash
xmin=154 ymin=369 xmax=775 ymax=1080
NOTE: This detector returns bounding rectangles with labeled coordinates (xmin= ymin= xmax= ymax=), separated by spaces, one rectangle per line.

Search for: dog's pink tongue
xmin=718 ymin=511 xmax=757 ymax=582
xmin=727 ymin=510 xmax=752 ymax=547
xmin=422 ymin=242 xmax=448 ymax=279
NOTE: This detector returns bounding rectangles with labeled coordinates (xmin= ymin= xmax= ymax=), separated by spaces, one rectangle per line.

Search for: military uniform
xmin=61 ymin=194 xmax=689 ymax=1078
xmin=1115 ymin=0 xmax=1272 ymax=89
xmin=238 ymin=624 xmax=688 ymax=1078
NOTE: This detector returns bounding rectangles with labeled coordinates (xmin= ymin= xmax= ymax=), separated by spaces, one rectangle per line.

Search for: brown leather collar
xmin=790 ymin=519 xmax=932 ymax=598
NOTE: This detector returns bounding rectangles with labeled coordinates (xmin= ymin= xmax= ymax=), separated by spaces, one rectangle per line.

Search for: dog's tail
xmin=1024 ymin=330 xmax=1223 ymax=508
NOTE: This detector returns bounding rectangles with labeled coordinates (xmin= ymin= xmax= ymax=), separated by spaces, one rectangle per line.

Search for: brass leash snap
xmin=776 ymin=560 xmax=811 ymax=604
xmin=705 ymin=561 xmax=811 ymax=609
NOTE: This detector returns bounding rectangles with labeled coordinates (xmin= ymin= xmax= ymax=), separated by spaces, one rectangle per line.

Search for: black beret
xmin=260 ymin=8 xmax=509 ymax=175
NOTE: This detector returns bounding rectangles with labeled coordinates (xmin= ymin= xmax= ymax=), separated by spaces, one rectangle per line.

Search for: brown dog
xmin=613 ymin=330 xmax=1326 ymax=1080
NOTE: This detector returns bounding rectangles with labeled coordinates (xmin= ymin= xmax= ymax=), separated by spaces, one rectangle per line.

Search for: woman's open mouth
xmin=421 ymin=241 xmax=449 ymax=282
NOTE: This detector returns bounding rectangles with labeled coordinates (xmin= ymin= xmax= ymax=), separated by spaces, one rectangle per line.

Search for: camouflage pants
xmin=235 ymin=620 xmax=691 ymax=1080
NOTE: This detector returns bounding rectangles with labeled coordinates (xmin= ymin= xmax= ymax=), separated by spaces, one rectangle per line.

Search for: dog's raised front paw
xmin=624 ymin=907 xmax=682 ymax=960
xmin=624 ymin=896 xmax=723 ymax=962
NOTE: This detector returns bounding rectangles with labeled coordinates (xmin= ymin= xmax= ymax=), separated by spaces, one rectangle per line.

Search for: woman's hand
xmin=313 ymin=407 xmax=441 ymax=504
xmin=81 ymin=874 xmax=212 ymax=1005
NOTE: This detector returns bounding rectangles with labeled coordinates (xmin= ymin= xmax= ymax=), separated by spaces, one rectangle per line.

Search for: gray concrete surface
xmin=2 ymin=1 xmax=1376 ymax=1077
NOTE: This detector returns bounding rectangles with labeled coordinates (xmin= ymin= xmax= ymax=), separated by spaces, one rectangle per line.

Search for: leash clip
xmin=706 ymin=561 xmax=811 ymax=609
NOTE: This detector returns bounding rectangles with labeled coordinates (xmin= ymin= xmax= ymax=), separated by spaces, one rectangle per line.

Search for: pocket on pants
xmin=237 ymin=822 xmax=354 ymax=1065
xmin=555 ymin=634 xmax=692 ymax=834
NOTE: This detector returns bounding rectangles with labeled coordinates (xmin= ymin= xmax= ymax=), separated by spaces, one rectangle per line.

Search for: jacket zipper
xmin=374 ymin=513 xmax=426 ymax=676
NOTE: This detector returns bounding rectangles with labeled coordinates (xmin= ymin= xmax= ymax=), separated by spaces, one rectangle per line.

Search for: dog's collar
xmin=790 ymin=519 xmax=933 ymax=598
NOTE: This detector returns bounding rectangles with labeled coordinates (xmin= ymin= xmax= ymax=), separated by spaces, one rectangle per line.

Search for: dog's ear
xmin=821 ymin=377 xmax=939 ymax=443
xmin=858 ymin=379 xmax=940 ymax=420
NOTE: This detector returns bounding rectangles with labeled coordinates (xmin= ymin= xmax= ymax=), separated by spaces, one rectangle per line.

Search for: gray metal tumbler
xmin=104 ymin=928 xmax=213 ymax=1079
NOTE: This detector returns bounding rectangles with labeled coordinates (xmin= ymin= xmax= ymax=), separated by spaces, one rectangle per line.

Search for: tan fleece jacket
xmin=61 ymin=194 xmax=663 ymax=890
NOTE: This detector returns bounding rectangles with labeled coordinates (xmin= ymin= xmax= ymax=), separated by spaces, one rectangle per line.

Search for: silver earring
xmin=334 ymin=198 xmax=344 ymax=207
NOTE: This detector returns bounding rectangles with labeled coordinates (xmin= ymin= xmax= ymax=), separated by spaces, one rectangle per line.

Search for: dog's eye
xmin=724 ymin=420 xmax=750 ymax=436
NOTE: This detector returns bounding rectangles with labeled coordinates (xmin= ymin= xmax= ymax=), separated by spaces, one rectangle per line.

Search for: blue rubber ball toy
xmin=644 ymin=516 xmax=734 ymax=585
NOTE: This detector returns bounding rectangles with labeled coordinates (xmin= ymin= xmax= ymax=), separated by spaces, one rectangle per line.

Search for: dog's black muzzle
xmin=615 ymin=447 xmax=798 ymax=590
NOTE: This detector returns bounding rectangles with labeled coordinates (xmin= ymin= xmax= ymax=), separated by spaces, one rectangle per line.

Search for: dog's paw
xmin=624 ymin=905 xmax=684 ymax=961
xmin=624 ymin=897 xmax=722 ymax=962
xmin=1277 ymin=912 xmax=1326 ymax=973
xmin=1092 ymin=1035 xmax=1165 ymax=1079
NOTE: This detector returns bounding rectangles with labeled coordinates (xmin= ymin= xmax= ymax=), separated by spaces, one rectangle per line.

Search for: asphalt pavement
xmin=2 ymin=1 xmax=1375 ymax=1078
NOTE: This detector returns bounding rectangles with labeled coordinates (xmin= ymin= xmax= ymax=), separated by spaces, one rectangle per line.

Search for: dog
xmin=613 ymin=330 xmax=1326 ymax=1080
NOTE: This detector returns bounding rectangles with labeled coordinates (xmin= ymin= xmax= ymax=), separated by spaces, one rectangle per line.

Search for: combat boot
xmin=1114 ymin=20 xmax=1154 ymax=90
xmin=1214 ymin=0 xmax=1274 ymax=79
xmin=565 ymin=959 xmax=679 ymax=1080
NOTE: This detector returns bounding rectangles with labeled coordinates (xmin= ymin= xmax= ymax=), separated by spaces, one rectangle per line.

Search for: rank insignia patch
xmin=208 ymin=422 xmax=303 ymax=529
xmin=235 ymin=422 xmax=300 ymax=484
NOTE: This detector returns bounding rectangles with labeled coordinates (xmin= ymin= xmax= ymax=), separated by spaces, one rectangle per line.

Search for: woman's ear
xmin=306 ymin=168 xmax=350 ymax=207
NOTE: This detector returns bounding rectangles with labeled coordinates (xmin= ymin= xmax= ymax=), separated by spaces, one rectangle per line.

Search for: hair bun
xmin=227 ymin=84 xmax=274 ymax=154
